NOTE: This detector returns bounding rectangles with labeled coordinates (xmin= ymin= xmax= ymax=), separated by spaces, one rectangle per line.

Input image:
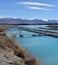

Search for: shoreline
xmin=0 ymin=30 xmax=40 ymax=65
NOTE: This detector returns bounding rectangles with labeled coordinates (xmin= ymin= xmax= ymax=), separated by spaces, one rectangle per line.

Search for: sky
xmin=0 ymin=0 xmax=58 ymax=20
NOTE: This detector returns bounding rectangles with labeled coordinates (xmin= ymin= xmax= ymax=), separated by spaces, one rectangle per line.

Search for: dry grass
xmin=0 ymin=29 xmax=40 ymax=65
xmin=0 ymin=28 xmax=6 ymax=32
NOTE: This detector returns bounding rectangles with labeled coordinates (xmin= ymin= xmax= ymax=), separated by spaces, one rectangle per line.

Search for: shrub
xmin=0 ymin=28 xmax=6 ymax=32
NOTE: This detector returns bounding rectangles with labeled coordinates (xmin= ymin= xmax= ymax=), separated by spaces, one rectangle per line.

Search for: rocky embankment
xmin=0 ymin=32 xmax=40 ymax=65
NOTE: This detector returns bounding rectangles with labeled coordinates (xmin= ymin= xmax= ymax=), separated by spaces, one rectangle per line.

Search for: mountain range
xmin=0 ymin=18 xmax=58 ymax=25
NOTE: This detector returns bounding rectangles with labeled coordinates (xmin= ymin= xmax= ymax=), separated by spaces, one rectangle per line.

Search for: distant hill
xmin=0 ymin=18 xmax=58 ymax=25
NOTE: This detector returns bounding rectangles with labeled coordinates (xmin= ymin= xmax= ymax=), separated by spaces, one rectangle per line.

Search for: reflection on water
xmin=6 ymin=25 xmax=58 ymax=65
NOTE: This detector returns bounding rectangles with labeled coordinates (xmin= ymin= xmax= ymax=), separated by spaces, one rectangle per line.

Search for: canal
xmin=6 ymin=25 xmax=58 ymax=65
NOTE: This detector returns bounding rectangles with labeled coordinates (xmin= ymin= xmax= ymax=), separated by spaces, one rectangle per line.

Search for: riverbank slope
xmin=0 ymin=32 xmax=40 ymax=65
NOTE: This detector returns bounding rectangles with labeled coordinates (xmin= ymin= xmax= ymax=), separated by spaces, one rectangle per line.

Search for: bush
xmin=0 ymin=28 xmax=6 ymax=32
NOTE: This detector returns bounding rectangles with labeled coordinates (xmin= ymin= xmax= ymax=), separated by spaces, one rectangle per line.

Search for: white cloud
xmin=17 ymin=2 xmax=54 ymax=7
xmin=0 ymin=16 xmax=6 ymax=18
xmin=0 ymin=16 xmax=14 ymax=18
xmin=28 ymin=6 xmax=51 ymax=10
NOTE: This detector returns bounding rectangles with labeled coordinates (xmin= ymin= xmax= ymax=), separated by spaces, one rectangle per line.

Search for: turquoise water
xmin=6 ymin=25 xmax=58 ymax=65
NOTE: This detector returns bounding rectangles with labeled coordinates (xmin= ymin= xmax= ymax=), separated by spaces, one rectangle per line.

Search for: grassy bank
xmin=0 ymin=27 xmax=40 ymax=65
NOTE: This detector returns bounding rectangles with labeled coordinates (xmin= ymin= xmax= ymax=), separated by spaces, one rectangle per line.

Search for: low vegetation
xmin=0 ymin=27 xmax=6 ymax=32
xmin=0 ymin=27 xmax=40 ymax=65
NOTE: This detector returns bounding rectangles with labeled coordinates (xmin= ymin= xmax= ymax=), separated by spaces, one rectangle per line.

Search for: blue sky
xmin=0 ymin=0 xmax=58 ymax=20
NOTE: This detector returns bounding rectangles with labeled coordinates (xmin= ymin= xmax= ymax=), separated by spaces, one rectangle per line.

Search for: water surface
xmin=6 ymin=25 xmax=58 ymax=65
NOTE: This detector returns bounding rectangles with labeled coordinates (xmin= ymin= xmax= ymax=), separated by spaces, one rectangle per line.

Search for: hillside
xmin=0 ymin=18 xmax=58 ymax=25
xmin=0 ymin=28 xmax=40 ymax=65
